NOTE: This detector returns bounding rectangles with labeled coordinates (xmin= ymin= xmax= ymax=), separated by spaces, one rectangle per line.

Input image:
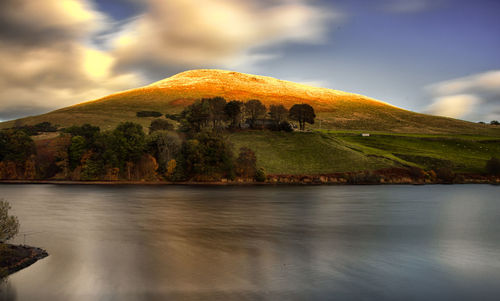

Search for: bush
xmin=408 ymin=166 xmax=425 ymax=179
xmin=435 ymin=167 xmax=455 ymax=183
xmin=486 ymin=157 xmax=500 ymax=175
xmin=279 ymin=121 xmax=293 ymax=132
xmin=149 ymin=119 xmax=174 ymax=133
xmin=255 ymin=168 xmax=266 ymax=182
xmin=136 ymin=111 xmax=163 ymax=118
xmin=165 ymin=113 xmax=181 ymax=121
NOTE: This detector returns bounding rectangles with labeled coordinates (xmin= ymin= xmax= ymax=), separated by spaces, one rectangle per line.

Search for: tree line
xmin=0 ymin=121 xmax=263 ymax=182
xmin=139 ymin=97 xmax=316 ymax=132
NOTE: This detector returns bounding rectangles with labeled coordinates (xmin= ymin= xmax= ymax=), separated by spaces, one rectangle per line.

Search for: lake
xmin=1 ymin=184 xmax=499 ymax=300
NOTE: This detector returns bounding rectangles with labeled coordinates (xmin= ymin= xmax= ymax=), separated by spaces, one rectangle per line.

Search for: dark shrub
xmin=255 ymin=168 xmax=266 ymax=182
xmin=279 ymin=121 xmax=293 ymax=132
xmin=136 ymin=111 xmax=163 ymax=118
xmin=486 ymin=157 xmax=500 ymax=175
xmin=164 ymin=113 xmax=181 ymax=121
xmin=149 ymin=119 xmax=174 ymax=133
xmin=408 ymin=166 xmax=425 ymax=179
xmin=435 ymin=167 xmax=455 ymax=183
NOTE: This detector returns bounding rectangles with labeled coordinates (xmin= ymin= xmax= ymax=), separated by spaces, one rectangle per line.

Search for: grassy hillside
xmin=2 ymin=69 xmax=498 ymax=135
xmin=228 ymin=131 xmax=394 ymax=174
xmin=228 ymin=131 xmax=499 ymax=174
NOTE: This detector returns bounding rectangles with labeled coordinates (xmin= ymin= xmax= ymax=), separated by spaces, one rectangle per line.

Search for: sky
xmin=0 ymin=0 xmax=499 ymax=122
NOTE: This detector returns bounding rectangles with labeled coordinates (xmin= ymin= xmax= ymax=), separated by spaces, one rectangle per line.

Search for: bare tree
xmin=0 ymin=199 xmax=19 ymax=243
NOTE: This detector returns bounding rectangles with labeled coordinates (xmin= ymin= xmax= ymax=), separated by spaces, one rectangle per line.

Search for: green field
xmin=228 ymin=130 xmax=500 ymax=174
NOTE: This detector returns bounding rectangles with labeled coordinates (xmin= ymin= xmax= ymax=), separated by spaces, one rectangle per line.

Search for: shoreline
xmin=0 ymin=244 xmax=48 ymax=277
xmin=1 ymin=178 xmax=499 ymax=186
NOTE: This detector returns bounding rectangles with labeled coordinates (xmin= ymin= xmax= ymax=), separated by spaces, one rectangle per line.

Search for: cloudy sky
xmin=0 ymin=0 xmax=499 ymax=122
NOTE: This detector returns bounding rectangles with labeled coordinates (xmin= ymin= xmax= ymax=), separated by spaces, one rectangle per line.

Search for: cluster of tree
xmin=0 ymin=98 xmax=316 ymax=182
xmin=12 ymin=122 xmax=58 ymax=136
xmin=180 ymin=97 xmax=315 ymax=132
xmin=0 ymin=119 xmax=265 ymax=182
xmin=0 ymin=129 xmax=36 ymax=179
xmin=478 ymin=120 xmax=500 ymax=125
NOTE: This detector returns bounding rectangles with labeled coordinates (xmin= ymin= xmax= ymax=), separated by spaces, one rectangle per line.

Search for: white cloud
xmin=111 ymin=0 xmax=342 ymax=73
xmin=425 ymin=70 xmax=500 ymax=121
xmin=428 ymin=70 xmax=500 ymax=96
xmin=426 ymin=94 xmax=480 ymax=118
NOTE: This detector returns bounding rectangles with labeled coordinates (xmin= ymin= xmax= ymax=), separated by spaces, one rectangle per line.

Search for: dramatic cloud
xmin=425 ymin=70 xmax=500 ymax=121
xmin=0 ymin=0 xmax=340 ymax=121
xmin=0 ymin=0 xmax=144 ymax=120
xmin=110 ymin=0 xmax=341 ymax=77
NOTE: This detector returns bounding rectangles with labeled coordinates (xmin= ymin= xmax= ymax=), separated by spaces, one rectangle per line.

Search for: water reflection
xmin=0 ymin=185 xmax=499 ymax=300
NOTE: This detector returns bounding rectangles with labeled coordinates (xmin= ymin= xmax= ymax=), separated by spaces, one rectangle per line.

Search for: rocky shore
xmin=0 ymin=244 xmax=48 ymax=277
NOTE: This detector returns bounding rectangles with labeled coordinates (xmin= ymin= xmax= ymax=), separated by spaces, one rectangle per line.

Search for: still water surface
xmin=1 ymin=184 xmax=499 ymax=300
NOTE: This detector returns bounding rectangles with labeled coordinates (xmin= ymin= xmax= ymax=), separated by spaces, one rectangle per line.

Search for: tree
xmin=149 ymin=119 xmax=174 ymax=133
xmin=205 ymin=97 xmax=227 ymax=129
xmin=180 ymin=100 xmax=210 ymax=132
xmin=147 ymin=131 xmax=181 ymax=174
xmin=289 ymin=104 xmax=316 ymax=131
xmin=235 ymin=147 xmax=257 ymax=178
xmin=0 ymin=199 xmax=19 ymax=243
xmin=175 ymin=132 xmax=234 ymax=181
xmin=491 ymin=120 xmax=500 ymax=125
xmin=68 ymin=136 xmax=87 ymax=170
xmin=112 ymin=122 xmax=146 ymax=178
xmin=64 ymin=124 xmax=100 ymax=147
xmin=224 ymin=100 xmax=244 ymax=129
xmin=486 ymin=157 xmax=500 ymax=175
xmin=244 ymin=99 xmax=266 ymax=128
xmin=0 ymin=129 xmax=36 ymax=166
xmin=269 ymin=104 xmax=288 ymax=124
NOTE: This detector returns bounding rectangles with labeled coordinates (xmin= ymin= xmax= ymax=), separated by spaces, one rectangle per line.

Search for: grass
xmin=228 ymin=130 xmax=500 ymax=174
xmin=228 ymin=131 xmax=395 ymax=174
xmin=330 ymin=132 xmax=500 ymax=173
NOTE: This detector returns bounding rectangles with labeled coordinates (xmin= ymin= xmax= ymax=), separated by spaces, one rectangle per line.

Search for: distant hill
xmin=1 ymin=69 xmax=497 ymax=134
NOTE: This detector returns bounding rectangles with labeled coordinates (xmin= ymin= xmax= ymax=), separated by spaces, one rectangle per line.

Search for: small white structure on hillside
xmin=361 ymin=133 xmax=370 ymax=137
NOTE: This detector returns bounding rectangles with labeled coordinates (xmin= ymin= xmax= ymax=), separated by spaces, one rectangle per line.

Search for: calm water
xmin=0 ymin=184 xmax=499 ymax=300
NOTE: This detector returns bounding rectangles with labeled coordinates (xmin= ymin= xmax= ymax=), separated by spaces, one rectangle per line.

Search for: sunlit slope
xmin=2 ymin=69 xmax=497 ymax=134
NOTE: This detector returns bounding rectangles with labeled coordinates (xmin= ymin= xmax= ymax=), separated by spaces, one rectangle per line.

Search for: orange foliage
xmin=24 ymin=155 xmax=36 ymax=180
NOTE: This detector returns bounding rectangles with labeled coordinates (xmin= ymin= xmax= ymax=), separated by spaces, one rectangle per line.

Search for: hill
xmin=1 ymin=69 xmax=497 ymax=134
